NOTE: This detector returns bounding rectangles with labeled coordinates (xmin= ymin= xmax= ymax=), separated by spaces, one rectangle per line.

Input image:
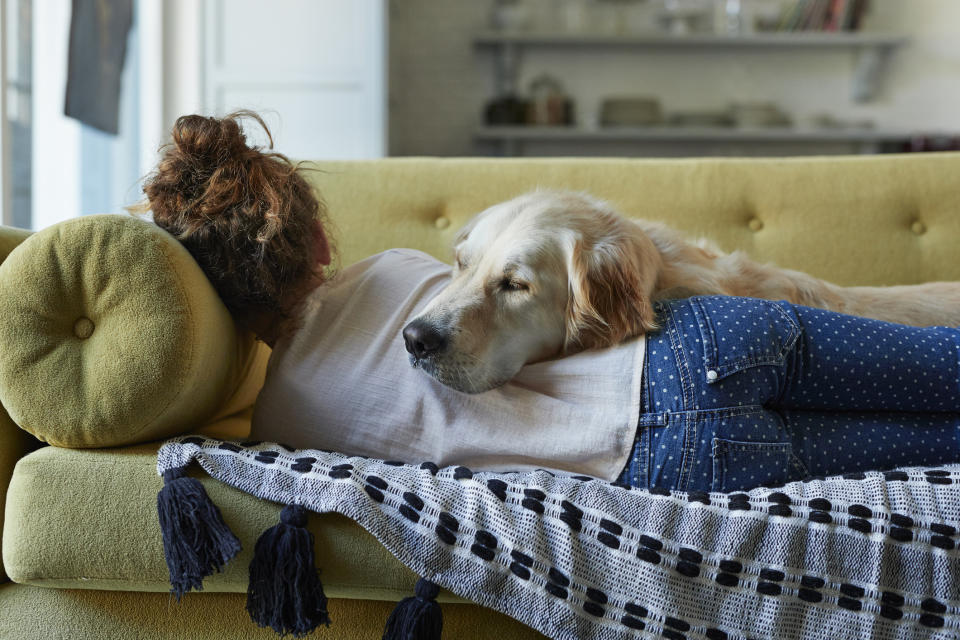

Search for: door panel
xmin=203 ymin=0 xmax=385 ymax=159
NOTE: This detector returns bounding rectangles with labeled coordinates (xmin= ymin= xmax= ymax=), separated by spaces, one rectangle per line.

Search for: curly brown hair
xmin=142 ymin=111 xmax=333 ymax=340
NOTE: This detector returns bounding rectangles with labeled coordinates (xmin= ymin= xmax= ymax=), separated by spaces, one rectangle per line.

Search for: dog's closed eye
xmin=500 ymin=278 xmax=529 ymax=292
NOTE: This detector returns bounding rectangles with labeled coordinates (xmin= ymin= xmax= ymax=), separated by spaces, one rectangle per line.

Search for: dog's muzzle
xmin=402 ymin=319 xmax=448 ymax=360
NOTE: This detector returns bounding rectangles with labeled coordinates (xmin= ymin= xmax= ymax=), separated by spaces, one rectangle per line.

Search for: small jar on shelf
xmin=490 ymin=0 xmax=533 ymax=31
xmin=659 ymin=0 xmax=715 ymax=35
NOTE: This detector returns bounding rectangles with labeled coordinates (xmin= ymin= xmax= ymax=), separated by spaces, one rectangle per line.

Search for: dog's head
xmin=403 ymin=190 xmax=661 ymax=393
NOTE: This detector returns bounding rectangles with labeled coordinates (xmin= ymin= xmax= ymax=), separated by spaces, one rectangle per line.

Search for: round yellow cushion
xmin=0 ymin=215 xmax=258 ymax=448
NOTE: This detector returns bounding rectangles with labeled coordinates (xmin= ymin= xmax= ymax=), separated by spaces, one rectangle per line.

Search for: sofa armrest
xmin=0 ymin=224 xmax=35 ymax=581
xmin=0 ymin=406 xmax=40 ymax=582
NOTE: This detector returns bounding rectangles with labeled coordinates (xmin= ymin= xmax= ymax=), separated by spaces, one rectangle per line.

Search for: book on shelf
xmin=776 ymin=0 xmax=869 ymax=32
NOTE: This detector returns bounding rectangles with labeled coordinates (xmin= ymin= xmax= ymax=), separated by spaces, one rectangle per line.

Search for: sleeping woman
xmin=144 ymin=112 xmax=960 ymax=494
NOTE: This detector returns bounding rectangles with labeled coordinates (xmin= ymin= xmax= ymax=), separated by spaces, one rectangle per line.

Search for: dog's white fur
xmin=408 ymin=190 xmax=960 ymax=393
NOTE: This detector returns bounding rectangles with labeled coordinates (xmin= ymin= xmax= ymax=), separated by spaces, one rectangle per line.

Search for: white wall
xmin=32 ymin=0 xmax=81 ymax=229
xmin=867 ymin=0 xmax=960 ymax=132
xmin=138 ymin=0 xmax=164 ymax=178
xmin=161 ymin=0 xmax=205 ymax=131
xmin=390 ymin=1 xmax=493 ymax=156
xmin=389 ymin=0 xmax=960 ymax=156
xmin=161 ymin=0 xmax=386 ymax=160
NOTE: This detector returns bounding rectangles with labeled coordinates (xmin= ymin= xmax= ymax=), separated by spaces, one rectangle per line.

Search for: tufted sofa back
xmin=307 ymin=154 xmax=960 ymax=287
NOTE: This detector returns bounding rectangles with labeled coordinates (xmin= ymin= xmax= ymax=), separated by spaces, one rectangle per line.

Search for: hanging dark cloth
xmin=64 ymin=0 xmax=133 ymax=134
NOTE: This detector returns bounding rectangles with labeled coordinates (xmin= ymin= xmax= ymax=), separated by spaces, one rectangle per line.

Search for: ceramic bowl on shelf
xmin=667 ymin=110 xmax=735 ymax=127
xmin=807 ymin=113 xmax=876 ymax=130
xmin=599 ymin=97 xmax=663 ymax=126
xmin=728 ymin=102 xmax=792 ymax=127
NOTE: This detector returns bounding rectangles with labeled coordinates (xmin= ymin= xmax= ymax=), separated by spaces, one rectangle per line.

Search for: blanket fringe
xmin=382 ymin=577 xmax=443 ymax=640
xmin=156 ymin=466 xmax=242 ymax=599
xmin=246 ymin=504 xmax=331 ymax=637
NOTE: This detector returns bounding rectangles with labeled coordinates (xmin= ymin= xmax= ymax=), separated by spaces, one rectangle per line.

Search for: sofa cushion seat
xmin=0 ymin=583 xmax=547 ymax=640
xmin=2 ymin=440 xmax=464 ymax=602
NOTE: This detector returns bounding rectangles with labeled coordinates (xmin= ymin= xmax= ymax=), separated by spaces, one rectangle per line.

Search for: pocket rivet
xmin=706 ymin=370 xmax=718 ymax=381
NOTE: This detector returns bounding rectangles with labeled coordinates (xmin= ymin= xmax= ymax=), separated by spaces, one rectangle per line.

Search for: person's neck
xmin=249 ymin=274 xmax=326 ymax=347
xmin=249 ymin=312 xmax=287 ymax=348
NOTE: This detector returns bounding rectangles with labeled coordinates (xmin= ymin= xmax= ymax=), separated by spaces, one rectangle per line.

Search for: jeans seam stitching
xmin=666 ymin=304 xmax=696 ymax=489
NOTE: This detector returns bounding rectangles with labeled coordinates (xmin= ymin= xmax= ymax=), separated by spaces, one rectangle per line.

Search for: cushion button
xmin=748 ymin=217 xmax=763 ymax=232
xmin=73 ymin=317 xmax=95 ymax=340
xmin=434 ymin=216 xmax=451 ymax=230
xmin=911 ymin=220 xmax=926 ymax=235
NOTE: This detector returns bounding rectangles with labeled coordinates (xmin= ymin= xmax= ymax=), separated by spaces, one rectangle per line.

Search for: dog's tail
xmin=831 ymin=281 xmax=960 ymax=327
xmin=714 ymin=251 xmax=960 ymax=327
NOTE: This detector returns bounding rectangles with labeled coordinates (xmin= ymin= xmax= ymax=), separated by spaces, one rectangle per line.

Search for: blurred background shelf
xmin=475 ymin=125 xmax=926 ymax=155
xmin=474 ymin=31 xmax=908 ymax=48
xmin=385 ymin=1 xmax=960 ymax=160
xmin=476 ymin=30 xmax=907 ymax=103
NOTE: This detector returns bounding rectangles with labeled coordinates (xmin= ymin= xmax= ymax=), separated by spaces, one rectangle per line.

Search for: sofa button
xmin=434 ymin=216 xmax=451 ymax=230
xmin=748 ymin=217 xmax=764 ymax=232
xmin=911 ymin=220 xmax=926 ymax=235
xmin=73 ymin=317 xmax=95 ymax=340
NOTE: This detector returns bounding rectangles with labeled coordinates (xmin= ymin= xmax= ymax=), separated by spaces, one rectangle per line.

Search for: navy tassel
xmin=157 ymin=466 xmax=242 ymax=599
xmin=246 ymin=504 xmax=331 ymax=637
xmin=382 ymin=577 xmax=444 ymax=640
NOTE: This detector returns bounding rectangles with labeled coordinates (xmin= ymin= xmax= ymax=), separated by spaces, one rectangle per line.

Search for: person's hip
xmin=620 ymin=405 xmax=807 ymax=493
xmin=621 ymin=297 xmax=806 ymax=492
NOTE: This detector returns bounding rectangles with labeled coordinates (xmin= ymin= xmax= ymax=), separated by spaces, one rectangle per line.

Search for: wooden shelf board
xmin=474 ymin=126 xmax=928 ymax=143
xmin=474 ymin=31 xmax=908 ymax=48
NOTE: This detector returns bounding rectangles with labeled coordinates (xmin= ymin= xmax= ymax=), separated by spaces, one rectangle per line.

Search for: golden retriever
xmin=402 ymin=190 xmax=960 ymax=393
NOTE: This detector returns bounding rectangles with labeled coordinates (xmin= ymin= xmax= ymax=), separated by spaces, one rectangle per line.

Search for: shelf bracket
xmin=852 ymin=45 xmax=893 ymax=103
xmin=495 ymin=42 xmax=520 ymax=95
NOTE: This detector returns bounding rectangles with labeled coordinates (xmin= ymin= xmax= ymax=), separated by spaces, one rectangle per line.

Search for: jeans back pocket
xmin=693 ymin=297 xmax=800 ymax=383
xmin=711 ymin=437 xmax=796 ymax=492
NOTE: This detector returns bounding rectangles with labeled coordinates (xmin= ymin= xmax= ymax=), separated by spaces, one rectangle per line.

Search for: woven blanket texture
xmin=157 ymin=436 xmax=960 ymax=640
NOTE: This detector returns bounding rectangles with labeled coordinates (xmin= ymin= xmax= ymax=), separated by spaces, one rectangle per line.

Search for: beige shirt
xmin=251 ymin=249 xmax=644 ymax=481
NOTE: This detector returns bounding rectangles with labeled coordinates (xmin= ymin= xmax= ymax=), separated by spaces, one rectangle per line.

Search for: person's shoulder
xmin=344 ymin=248 xmax=440 ymax=266
xmin=320 ymin=248 xmax=448 ymax=298
xmin=353 ymin=248 xmax=449 ymax=278
xmin=380 ymin=248 xmax=446 ymax=266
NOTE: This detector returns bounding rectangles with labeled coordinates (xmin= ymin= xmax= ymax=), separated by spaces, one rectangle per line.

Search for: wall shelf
xmin=474 ymin=30 xmax=908 ymax=103
xmin=475 ymin=125 xmax=923 ymax=156
xmin=474 ymin=31 xmax=908 ymax=48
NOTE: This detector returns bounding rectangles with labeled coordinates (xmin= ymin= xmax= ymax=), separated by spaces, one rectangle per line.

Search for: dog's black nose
xmin=403 ymin=320 xmax=447 ymax=359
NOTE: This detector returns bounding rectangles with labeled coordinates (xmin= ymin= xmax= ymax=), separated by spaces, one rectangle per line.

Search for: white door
xmin=202 ymin=0 xmax=386 ymax=160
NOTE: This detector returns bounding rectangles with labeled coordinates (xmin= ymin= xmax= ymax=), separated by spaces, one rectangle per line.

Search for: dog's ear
xmin=564 ymin=227 xmax=661 ymax=351
xmin=453 ymin=219 xmax=475 ymax=246
xmin=450 ymin=202 xmax=499 ymax=263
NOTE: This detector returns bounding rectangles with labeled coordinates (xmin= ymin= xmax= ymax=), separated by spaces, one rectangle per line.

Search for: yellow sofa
xmin=3 ymin=154 xmax=960 ymax=639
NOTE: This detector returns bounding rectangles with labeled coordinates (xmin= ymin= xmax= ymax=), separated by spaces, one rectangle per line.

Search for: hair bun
xmin=145 ymin=111 xmax=276 ymax=230
xmin=171 ymin=113 xmax=262 ymax=165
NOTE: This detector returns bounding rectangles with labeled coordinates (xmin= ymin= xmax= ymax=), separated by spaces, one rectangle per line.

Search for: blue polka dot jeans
xmin=616 ymin=296 xmax=960 ymax=493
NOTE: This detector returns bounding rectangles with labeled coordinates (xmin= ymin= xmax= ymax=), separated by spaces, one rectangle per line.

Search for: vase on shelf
xmin=491 ymin=0 xmax=533 ymax=31
xmin=659 ymin=0 xmax=714 ymax=35
xmin=714 ymin=0 xmax=751 ymax=34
